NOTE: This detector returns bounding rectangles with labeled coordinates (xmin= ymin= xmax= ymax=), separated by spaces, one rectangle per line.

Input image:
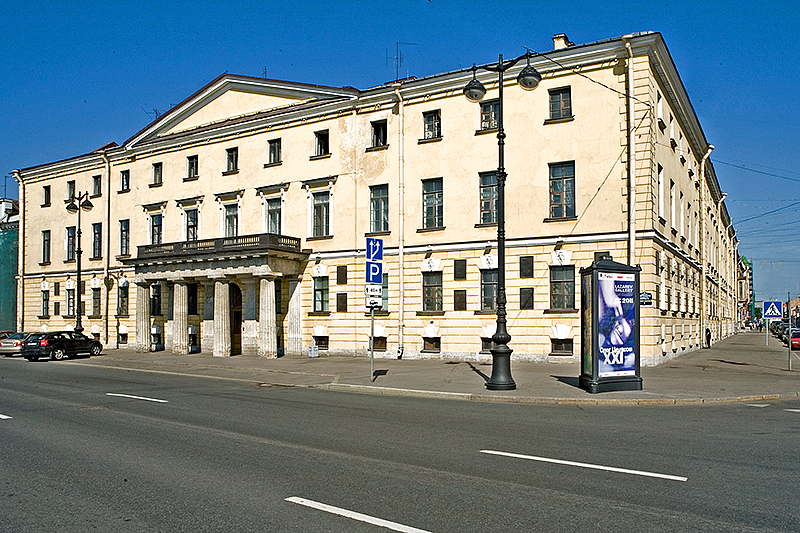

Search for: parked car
xmin=0 ymin=331 xmax=14 ymax=340
xmin=1 ymin=332 xmax=33 ymax=356
xmin=22 ymin=331 xmax=102 ymax=361
xmin=791 ymin=331 xmax=800 ymax=350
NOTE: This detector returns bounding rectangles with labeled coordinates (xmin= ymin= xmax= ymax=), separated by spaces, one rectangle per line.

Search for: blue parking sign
xmin=366 ymin=261 xmax=383 ymax=284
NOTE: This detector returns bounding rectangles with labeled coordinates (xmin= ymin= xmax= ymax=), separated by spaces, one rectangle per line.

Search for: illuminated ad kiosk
xmin=579 ymin=256 xmax=643 ymax=393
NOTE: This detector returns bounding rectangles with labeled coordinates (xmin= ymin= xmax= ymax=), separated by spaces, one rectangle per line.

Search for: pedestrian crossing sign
xmin=763 ymin=301 xmax=783 ymax=319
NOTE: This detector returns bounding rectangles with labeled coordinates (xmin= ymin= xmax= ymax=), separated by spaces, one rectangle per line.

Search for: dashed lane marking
xmin=481 ymin=449 xmax=688 ymax=482
xmin=106 ymin=393 xmax=168 ymax=403
xmin=285 ymin=497 xmax=432 ymax=533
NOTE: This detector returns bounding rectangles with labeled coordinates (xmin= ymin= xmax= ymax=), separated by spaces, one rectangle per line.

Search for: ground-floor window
xmin=313 ymin=335 xmax=329 ymax=350
xmin=422 ymin=337 xmax=440 ymax=352
xmin=550 ymin=338 xmax=573 ymax=355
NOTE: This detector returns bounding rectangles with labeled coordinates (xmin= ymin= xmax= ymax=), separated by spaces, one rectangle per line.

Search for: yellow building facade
xmin=14 ymin=32 xmax=738 ymax=364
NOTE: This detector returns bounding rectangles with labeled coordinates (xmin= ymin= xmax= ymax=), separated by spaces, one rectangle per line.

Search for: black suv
xmin=22 ymin=331 xmax=102 ymax=361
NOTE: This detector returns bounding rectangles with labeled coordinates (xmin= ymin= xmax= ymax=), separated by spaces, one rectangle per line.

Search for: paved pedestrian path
xmin=68 ymin=329 xmax=800 ymax=405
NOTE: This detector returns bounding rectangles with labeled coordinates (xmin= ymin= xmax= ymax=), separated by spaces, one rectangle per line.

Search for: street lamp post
xmin=464 ymin=53 xmax=541 ymax=390
xmin=65 ymin=191 xmax=94 ymax=333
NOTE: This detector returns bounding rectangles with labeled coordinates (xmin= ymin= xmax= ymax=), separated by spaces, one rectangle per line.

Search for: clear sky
xmin=2 ymin=0 xmax=798 ymax=301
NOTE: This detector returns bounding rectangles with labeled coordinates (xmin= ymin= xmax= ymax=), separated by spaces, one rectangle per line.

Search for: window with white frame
xmin=549 ymin=162 xmax=575 ymax=219
xmin=120 ymin=170 xmax=130 ymax=192
xmin=423 ymin=110 xmax=441 ymax=139
xmin=186 ymin=209 xmax=199 ymax=241
xmin=548 ymin=87 xmax=572 ymax=120
xmin=152 ymin=162 xmax=162 ymax=186
xmin=92 ymin=175 xmax=102 ymax=197
xmin=42 ymin=185 xmax=51 ymax=206
xmin=66 ymin=226 xmax=76 ymax=261
xmin=313 ymin=276 xmax=329 ymax=312
xmin=479 ymin=172 xmax=497 ymax=224
xmin=422 ymin=178 xmax=443 ymax=229
xmin=226 ymin=147 xmax=238 ymax=173
xmin=187 ymin=155 xmax=199 ymax=179
xmin=150 ymin=213 xmax=163 ymax=244
xmin=91 ymin=222 xmax=102 ymax=259
xmin=314 ymin=130 xmax=330 ymax=156
xmin=119 ymin=219 xmax=130 ymax=256
xmin=480 ymin=100 xmax=499 ymax=130
xmin=312 ymin=191 xmax=330 ymax=237
xmin=370 ymin=184 xmax=389 ymax=233
xmin=224 ymin=203 xmax=238 ymax=237
xmin=268 ymin=139 xmax=281 ymax=165
xmin=370 ymin=120 xmax=388 ymax=148
xmin=67 ymin=180 xmax=76 ymax=200
xmin=41 ymin=230 xmax=51 ymax=264
xmin=267 ymin=197 xmax=281 ymax=234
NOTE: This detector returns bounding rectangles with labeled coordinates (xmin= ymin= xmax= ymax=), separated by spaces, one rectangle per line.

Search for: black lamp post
xmin=464 ymin=53 xmax=541 ymax=390
xmin=65 ymin=191 xmax=94 ymax=333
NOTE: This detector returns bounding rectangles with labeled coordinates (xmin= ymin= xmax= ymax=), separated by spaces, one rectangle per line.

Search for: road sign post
xmin=764 ymin=300 xmax=783 ymax=349
xmin=365 ymin=237 xmax=384 ymax=382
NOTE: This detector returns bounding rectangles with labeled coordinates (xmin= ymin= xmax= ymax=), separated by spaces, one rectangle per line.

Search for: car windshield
xmin=7 ymin=332 xmax=29 ymax=340
xmin=27 ymin=334 xmax=46 ymax=341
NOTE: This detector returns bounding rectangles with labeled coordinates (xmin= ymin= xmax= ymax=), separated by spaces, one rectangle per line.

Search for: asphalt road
xmin=1 ymin=356 xmax=799 ymax=532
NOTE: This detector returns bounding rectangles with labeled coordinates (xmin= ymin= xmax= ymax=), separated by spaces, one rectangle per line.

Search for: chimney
xmin=552 ymin=33 xmax=574 ymax=50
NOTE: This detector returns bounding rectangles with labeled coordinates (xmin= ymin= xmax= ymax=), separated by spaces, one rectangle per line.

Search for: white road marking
xmin=106 ymin=393 xmax=168 ymax=403
xmin=784 ymin=409 xmax=800 ymax=413
xmin=747 ymin=404 xmax=770 ymax=408
xmin=481 ymin=449 xmax=688 ymax=482
xmin=0 ymin=413 xmax=12 ymax=420
xmin=285 ymin=496 xmax=432 ymax=533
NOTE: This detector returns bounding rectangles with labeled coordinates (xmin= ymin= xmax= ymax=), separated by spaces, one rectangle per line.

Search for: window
xmin=185 ymin=209 xmax=198 ymax=241
xmin=454 ymin=259 xmax=467 ymax=281
xmin=670 ymin=180 xmax=676 ymax=229
xmin=53 ymin=301 xmax=60 ymax=316
xmin=267 ymin=198 xmax=281 ymax=234
xmin=423 ymin=110 xmax=441 ymax=139
xmin=41 ymin=290 xmax=49 ymax=317
xmin=41 ymin=230 xmax=51 ymax=264
xmin=92 ymin=175 xmax=102 ymax=197
xmin=188 ymin=284 xmax=198 ymax=316
xmin=520 ymin=256 xmax=534 ymax=278
xmin=336 ymin=265 xmax=347 ymax=285
xmin=371 ymin=120 xmax=388 ymax=148
xmin=370 ymin=185 xmax=389 ymax=233
xmin=549 ymin=162 xmax=575 ymax=218
xmin=422 ymin=272 xmax=443 ymax=312
xmin=42 ymin=185 xmax=51 ymax=207
xmin=152 ymin=163 xmax=162 ymax=186
xmin=336 ymin=293 xmax=348 ymax=312
xmin=422 ymin=178 xmax=443 ymax=229
xmin=119 ymin=220 xmax=130 ymax=256
xmin=551 ymin=339 xmax=573 ymax=355
xmin=150 ymin=284 xmax=162 ymax=316
xmin=275 ymin=282 xmax=282 ymax=315
xmin=454 ymin=289 xmax=467 ymax=311
xmin=120 ymin=170 xmax=130 ymax=192
xmin=66 ymin=227 xmax=76 ymax=261
xmin=550 ymin=265 xmax=575 ymax=310
xmin=314 ymin=130 xmax=330 ymax=156
xmin=313 ymin=336 xmax=329 ymax=350
xmin=657 ymin=165 xmax=664 ymax=220
xmin=66 ymin=288 xmax=76 ymax=317
xmin=481 ymin=269 xmax=498 ymax=311
xmin=520 ymin=287 xmax=534 ymax=310
xmin=54 ymin=282 xmax=60 ymax=296
xmin=187 ymin=155 xmax=199 ymax=179
xmin=226 ymin=147 xmax=238 ymax=172
xmin=224 ymin=204 xmax=238 ymax=237
xmin=314 ymin=277 xmax=329 ymax=312
xmin=548 ymin=87 xmax=572 ymax=120
xmin=150 ymin=213 xmax=163 ymax=245
xmin=268 ymin=139 xmax=281 ymax=165
xmin=117 ymin=285 xmax=129 ymax=316
xmin=312 ymin=191 xmax=330 ymax=237
xmin=480 ymin=100 xmax=499 ymax=130
xmin=422 ymin=337 xmax=440 ymax=352
xmin=91 ymin=223 xmax=102 ymax=259
xmin=67 ymin=180 xmax=75 ymax=200
xmin=479 ymin=172 xmax=497 ymax=224
xmin=91 ymin=288 xmax=101 ymax=316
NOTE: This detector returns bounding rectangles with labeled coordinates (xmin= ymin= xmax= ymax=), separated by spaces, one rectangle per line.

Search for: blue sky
xmin=2 ymin=0 xmax=799 ymax=301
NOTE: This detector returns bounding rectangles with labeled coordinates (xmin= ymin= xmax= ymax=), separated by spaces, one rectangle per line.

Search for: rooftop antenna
xmin=386 ymin=41 xmax=417 ymax=81
xmin=262 ymin=66 xmax=268 ymax=78
xmin=141 ymin=106 xmax=168 ymax=120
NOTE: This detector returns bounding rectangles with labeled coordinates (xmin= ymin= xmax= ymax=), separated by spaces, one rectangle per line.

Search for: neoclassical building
xmin=14 ymin=31 xmax=738 ymax=364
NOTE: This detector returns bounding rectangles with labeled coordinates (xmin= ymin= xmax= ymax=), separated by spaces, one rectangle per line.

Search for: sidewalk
xmin=74 ymin=330 xmax=800 ymax=405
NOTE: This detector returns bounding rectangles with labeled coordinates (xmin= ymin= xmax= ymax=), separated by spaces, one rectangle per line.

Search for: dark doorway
xmin=230 ymin=283 xmax=242 ymax=355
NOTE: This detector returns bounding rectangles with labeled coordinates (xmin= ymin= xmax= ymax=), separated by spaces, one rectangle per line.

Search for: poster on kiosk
xmin=579 ymin=255 xmax=643 ymax=393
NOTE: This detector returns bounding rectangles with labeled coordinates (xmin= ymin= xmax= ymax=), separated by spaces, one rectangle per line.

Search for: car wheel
xmin=90 ymin=344 xmax=101 ymax=357
xmin=52 ymin=348 xmax=66 ymax=361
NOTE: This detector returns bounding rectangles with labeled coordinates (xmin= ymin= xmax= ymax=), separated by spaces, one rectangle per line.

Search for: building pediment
xmin=124 ymin=74 xmax=357 ymax=148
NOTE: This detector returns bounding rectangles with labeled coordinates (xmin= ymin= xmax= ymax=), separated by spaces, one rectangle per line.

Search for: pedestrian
xmin=705 ymin=327 xmax=711 ymax=349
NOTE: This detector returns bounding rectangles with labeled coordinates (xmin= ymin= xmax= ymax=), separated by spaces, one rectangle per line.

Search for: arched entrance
xmin=230 ymin=283 xmax=242 ymax=355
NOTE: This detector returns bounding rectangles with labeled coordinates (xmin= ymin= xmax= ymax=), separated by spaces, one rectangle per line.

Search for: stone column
xmin=134 ymin=282 xmax=151 ymax=352
xmin=172 ymin=281 xmax=189 ymax=355
xmin=286 ymin=278 xmax=303 ymax=356
xmin=242 ymin=279 xmax=258 ymax=356
xmin=213 ymin=280 xmax=231 ymax=357
xmin=259 ymin=277 xmax=277 ymax=358
xmin=202 ymin=281 xmax=215 ymax=353
xmin=165 ymin=283 xmax=174 ymax=351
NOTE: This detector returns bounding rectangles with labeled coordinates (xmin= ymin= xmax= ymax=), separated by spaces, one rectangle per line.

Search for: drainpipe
xmin=699 ymin=145 xmax=714 ymax=345
xmin=622 ymin=35 xmax=636 ymax=265
xmin=392 ymin=83 xmax=405 ymax=359
xmin=12 ymin=170 xmax=24 ymax=332
xmin=101 ymin=151 xmax=112 ymax=347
